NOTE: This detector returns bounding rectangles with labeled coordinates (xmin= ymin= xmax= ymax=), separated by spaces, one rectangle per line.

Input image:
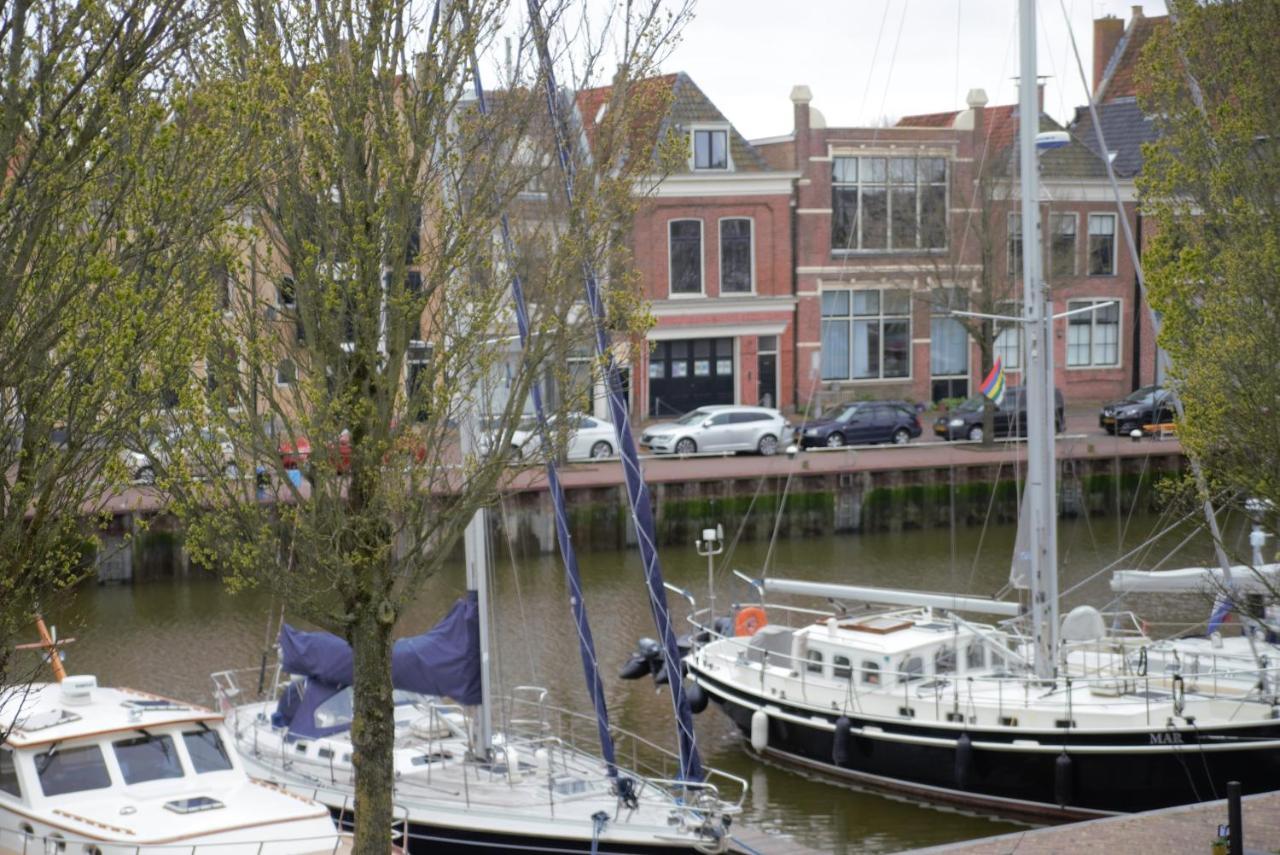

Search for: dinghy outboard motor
xmin=618 ymin=637 xmax=664 ymax=682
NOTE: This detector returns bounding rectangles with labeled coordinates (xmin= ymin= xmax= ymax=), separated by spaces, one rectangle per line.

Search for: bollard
xmin=1228 ymin=780 xmax=1242 ymax=855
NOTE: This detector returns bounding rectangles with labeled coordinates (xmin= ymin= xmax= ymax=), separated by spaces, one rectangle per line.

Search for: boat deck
xmin=901 ymin=789 xmax=1280 ymax=854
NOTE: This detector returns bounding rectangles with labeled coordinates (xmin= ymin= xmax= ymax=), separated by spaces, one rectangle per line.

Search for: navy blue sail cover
xmin=276 ymin=592 xmax=482 ymax=737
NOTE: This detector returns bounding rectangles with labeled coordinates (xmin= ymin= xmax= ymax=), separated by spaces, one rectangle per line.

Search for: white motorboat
xmin=0 ymin=671 xmax=344 ymax=855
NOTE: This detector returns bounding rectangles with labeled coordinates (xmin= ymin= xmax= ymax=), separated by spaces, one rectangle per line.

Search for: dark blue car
xmin=799 ymin=401 xmax=922 ymax=448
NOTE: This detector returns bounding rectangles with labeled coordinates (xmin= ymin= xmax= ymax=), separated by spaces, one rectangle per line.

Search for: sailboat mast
xmin=459 ymin=416 xmax=495 ymax=757
xmin=1018 ymin=0 xmax=1059 ymax=679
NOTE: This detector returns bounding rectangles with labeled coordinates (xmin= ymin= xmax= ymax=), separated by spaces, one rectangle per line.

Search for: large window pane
xmin=882 ymin=320 xmax=910 ymax=377
xmin=720 ymin=219 xmax=752 ymax=293
xmin=1068 ymin=310 xmax=1092 ymax=366
xmin=822 ymin=289 xmax=849 ymax=317
xmin=890 ymin=187 xmax=917 ymax=248
xmin=1008 ymin=214 xmax=1023 ymax=278
xmin=920 ymin=186 xmax=947 ymax=248
xmin=669 ymin=220 xmax=702 ymax=294
xmin=1050 ymin=214 xmax=1077 ymax=278
xmin=852 ymin=290 xmax=880 ymax=316
xmin=114 ymin=735 xmax=184 ymax=785
xmin=832 ymin=188 xmax=858 ymax=250
xmin=821 ymin=319 xmax=850 ymax=380
xmin=852 ymin=320 xmax=879 ymax=378
xmin=931 ymin=316 xmax=968 ymax=376
xmin=861 ymin=187 xmax=888 ymax=249
xmin=694 ymin=130 xmax=727 ymax=169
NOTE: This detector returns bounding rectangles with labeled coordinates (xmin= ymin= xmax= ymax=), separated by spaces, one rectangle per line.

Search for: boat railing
xmin=0 ymin=825 xmax=353 ymax=855
xmin=505 ymin=691 xmax=748 ymax=812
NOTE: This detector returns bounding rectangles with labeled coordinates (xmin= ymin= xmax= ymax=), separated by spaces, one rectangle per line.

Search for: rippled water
xmin=46 ymin=506 xmax=1246 ymax=853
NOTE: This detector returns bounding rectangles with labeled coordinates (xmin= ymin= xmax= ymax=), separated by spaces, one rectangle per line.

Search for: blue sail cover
xmin=278 ymin=592 xmax=482 ymax=707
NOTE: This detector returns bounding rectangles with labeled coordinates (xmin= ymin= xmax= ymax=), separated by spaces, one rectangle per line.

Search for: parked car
xmin=640 ymin=405 xmax=793 ymax=456
xmin=510 ymin=413 xmax=617 ymax=461
xmin=934 ymin=387 xmax=1065 ymax=442
xmin=122 ymin=427 xmax=237 ymax=484
xmin=1099 ymin=385 xmax=1174 ymax=435
xmin=799 ymin=400 xmax=921 ymax=448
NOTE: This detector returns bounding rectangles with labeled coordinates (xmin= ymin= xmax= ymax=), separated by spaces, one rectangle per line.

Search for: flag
xmin=980 ymin=358 xmax=1006 ymax=406
xmin=1208 ymin=593 xmax=1233 ymax=633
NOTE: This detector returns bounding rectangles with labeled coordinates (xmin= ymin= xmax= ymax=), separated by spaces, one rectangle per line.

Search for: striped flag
xmin=980 ymin=358 xmax=1006 ymax=406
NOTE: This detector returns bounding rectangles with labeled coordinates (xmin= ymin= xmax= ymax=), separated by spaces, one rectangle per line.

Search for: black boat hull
xmin=695 ymin=670 xmax=1280 ymax=822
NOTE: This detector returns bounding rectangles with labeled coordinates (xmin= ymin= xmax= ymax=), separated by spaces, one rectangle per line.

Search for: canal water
xmin=48 ymin=507 xmax=1247 ymax=853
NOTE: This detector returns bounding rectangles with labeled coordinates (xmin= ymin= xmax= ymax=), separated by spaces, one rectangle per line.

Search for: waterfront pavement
xmin=94 ymin=409 xmax=1182 ymax=515
xmin=899 ymin=790 xmax=1280 ymax=854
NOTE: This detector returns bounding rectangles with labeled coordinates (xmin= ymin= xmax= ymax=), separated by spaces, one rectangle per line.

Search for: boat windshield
xmin=183 ymin=729 xmax=233 ymax=774
xmin=114 ymin=733 xmax=183 ymax=785
xmin=314 ymin=687 xmax=429 ymax=730
xmin=35 ymin=744 xmax=112 ymax=797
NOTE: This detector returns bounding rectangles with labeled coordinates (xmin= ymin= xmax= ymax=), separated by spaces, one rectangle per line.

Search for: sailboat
xmin=678 ymin=0 xmax=1280 ymax=822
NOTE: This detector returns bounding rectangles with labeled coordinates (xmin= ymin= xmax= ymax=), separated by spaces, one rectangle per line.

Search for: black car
xmin=1099 ymin=385 xmax=1174 ymax=435
xmin=934 ymin=387 xmax=1065 ymax=442
xmin=799 ymin=400 xmax=922 ymax=448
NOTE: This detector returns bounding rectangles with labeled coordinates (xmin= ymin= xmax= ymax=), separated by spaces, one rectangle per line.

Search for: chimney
xmin=1131 ymin=5 xmax=1144 ymax=20
xmin=966 ymin=88 xmax=988 ymax=138
xmin=791 ymin=85 xmax=813 ymax=171
xmin=1093 ymin=15 xmax=1125 ymax=94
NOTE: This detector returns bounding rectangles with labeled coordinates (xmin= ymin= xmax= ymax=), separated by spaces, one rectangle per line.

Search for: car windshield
xmin=818 ymin=404 xmax=860 ymax=422
xmin=675 ymin=409 xmax=711 ymax=426
xmin=955 ymin=397 xmax=986 ymax=413
xmin=1122 ymin=386 xmax=1160 ymax=404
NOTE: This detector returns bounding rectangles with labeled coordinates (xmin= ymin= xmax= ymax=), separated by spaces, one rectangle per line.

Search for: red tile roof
xmin=574 ymin=73 xmax=678 ymax=154
xmin=1099 ymin=14 xmax=1170 ymax=102
xmin=897 ymin=110 xmax=960 ymax=128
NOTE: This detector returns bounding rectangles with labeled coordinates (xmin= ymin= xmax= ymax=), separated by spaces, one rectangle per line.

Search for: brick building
xmin=578 ymin=73 xmax=797 ymax=418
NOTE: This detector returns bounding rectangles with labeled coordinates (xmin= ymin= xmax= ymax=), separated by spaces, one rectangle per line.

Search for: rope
xmin=464 ymin=21 xmax=618 ymax=779
xmin=524 ymin=0 xmax=702 ymax=782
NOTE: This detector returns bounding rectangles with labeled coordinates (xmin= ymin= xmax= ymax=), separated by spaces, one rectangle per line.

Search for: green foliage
xmin=1139 ymin=0 xmax=1280 ymax=510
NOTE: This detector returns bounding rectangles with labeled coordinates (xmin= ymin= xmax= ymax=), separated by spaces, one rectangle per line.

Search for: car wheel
xmin=966 ymin=425 xmax=983 ymax=442
xmin=757 ymin=434 xmax=779 ymax=456
xmin=892 ymin=428 xmax=910 ymax=445
xmin=136 ymin=466 xmax=155 ymax=485
xmin=590 ymin=441 xmax=613 ymax=459
xmin=675 ymin=438 xmax=697 ymax=455
xmin=825 ymin=432 xmax=845 ymax=448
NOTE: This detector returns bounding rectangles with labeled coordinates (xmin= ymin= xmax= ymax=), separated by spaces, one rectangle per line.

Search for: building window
xmin=930 ymin=289 xmax=968 ymax=378
xmin=406 ymin=345 xmax=431 ymax=422
xmin=278 ymin=276 xmax=297 ymax=309
xmin=693 ymin=129 xmax=728 ymax=170
xmin=405 ymin=271 xmax=423 ymax=342
xmin=668 ymin=220 xmax=703 ymax=295
xmin=820 ymin=289 xmax=911 ymax=381
xmin=1088 ymin=213 xmax=1116 ymax=275
xmin=1007 ymin=213 xmax=1023 ymax=277
xmin=1050 ymin=213 xmax=1077 ymax=278
xmin=276 ymin=359 xmax=296 ymax=386
xmin=719 ymin=218 xmax=753 ymax=293
xmin=994 ymin=300 xmax=1022 ymax=371
xmin=832 ymin=155 xmax=947 ymax=252
xmin=1067 ymin=300 xmax=1120 ymax=367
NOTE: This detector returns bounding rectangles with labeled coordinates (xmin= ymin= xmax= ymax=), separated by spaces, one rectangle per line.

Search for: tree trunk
xmin=351 ymin=600 xmax=396 ymax=854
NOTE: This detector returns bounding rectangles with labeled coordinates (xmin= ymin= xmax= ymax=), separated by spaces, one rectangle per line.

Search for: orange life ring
xmin=735 ymin=606 xmax=768 ymax=637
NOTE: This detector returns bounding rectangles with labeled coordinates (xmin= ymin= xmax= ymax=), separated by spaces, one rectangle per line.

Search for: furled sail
xmin=1009 ymin=496 xmax=1032 ymax=590
xmin=1110 ymin=563 xmax=1280 ymax=594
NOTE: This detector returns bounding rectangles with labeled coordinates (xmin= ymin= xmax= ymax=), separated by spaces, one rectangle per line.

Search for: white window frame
xmin=1066 ymin=298 xmax=1123 ymax=369
xmin=1007 ymin=212 xmax=1023 ymax=278
xmin=830 ymin=153 xmax=949 ymax=254
xmin=1087 ymin=213 xmax=1117 ymax=276
xmin=994 ymin=299 xmax=1023 ymax=372
xmin=689 ymin=125 xmax=732 ymax=172
xmin=276 ymin=358 xmax=296 ymax=386
xmin=717 ymin=217 xmax=755 ymax=295
xmin=667 ymin=218 xmax=705 ymax=299
xmin=819 ymin=286 xmax=914 ymax=383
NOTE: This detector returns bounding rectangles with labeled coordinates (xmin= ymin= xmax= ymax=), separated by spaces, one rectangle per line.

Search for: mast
xmin=1018 ymin=0 xmax=1058 ymax=679
xmin=458 ymin=417 xmax=494 ymax=757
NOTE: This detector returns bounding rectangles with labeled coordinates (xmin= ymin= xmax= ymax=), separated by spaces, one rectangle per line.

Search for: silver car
xmin=640 ymin=405 xmax=793 ymax=456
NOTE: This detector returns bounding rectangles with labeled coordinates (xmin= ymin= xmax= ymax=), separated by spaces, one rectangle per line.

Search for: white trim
xmin=749 ymin=133 xmax=794 ymax=146
xmin=717 ymin=216 xmax=755 ymax=296
xmin=1065 ymin=297 xmax=1123 ymax=370
xmin=667 ymin=218 xmax=704 ymax=299
xmin=646 ymin=322 xmax=786 ymax=341
xmin=796 ymin=208 xmax=832 ymax=215
xmin=638 ymin=172 xmax=799 ymax=198
xmin=1012 ymin=180 xmax=1138 ymax=202
xmin=650 ymin=295 xmax=796 ymax=317
xmin=688 ymin=124 xmax=733 ymax=172
xmin=799 ymin=264 xmax=981 ymax=275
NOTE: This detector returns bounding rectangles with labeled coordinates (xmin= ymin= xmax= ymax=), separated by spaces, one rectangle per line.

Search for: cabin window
xmin=183 ymin=730 xmax=233 ymax=774
xmin=0 ymin=748 xmax=19 ymax=797
xmin=965 ymin=641 xmax=985 ymax=670
xmin=934 ymin=646 xmax=956 ymax=676
xmin=114 ymin=734 xmax=184 ymax=785
xmin=806 ymin=649 xmax=825 ymax=675
xmin=899 ymin=655 xmax=924 ymax=683
xmin=314 ymin=687 xmax=355 ymax=730
xmin=833 ymin=655 xmax=853 ymax=681
xmin=861 ymin=661 xmax=881 ymax=685
xmin=35 ymin=745 xmax=112 ymax=796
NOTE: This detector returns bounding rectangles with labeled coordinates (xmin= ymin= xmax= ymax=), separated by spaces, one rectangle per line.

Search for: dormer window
xmin=692 ymin=128 xmax=728 ymax=170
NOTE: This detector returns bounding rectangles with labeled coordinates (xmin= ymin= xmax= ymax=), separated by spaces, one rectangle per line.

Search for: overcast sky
xmin=654 ymin=0 xmax=1166 ymax=140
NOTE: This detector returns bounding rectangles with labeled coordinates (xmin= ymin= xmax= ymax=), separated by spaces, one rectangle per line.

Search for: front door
xmin=648 ymin=337 xmax=734 ymax=416
xmin=757 ymin=335 xmax=778 ymax=409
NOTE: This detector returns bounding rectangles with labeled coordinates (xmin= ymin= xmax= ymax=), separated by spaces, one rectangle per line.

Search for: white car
xmin=510 ymin=413 xmax=617 ymax=461
xmin=122 ymin=427 xmax=237 ymax=483
xmin=640 ymin=405 xmax=793 ymax=456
